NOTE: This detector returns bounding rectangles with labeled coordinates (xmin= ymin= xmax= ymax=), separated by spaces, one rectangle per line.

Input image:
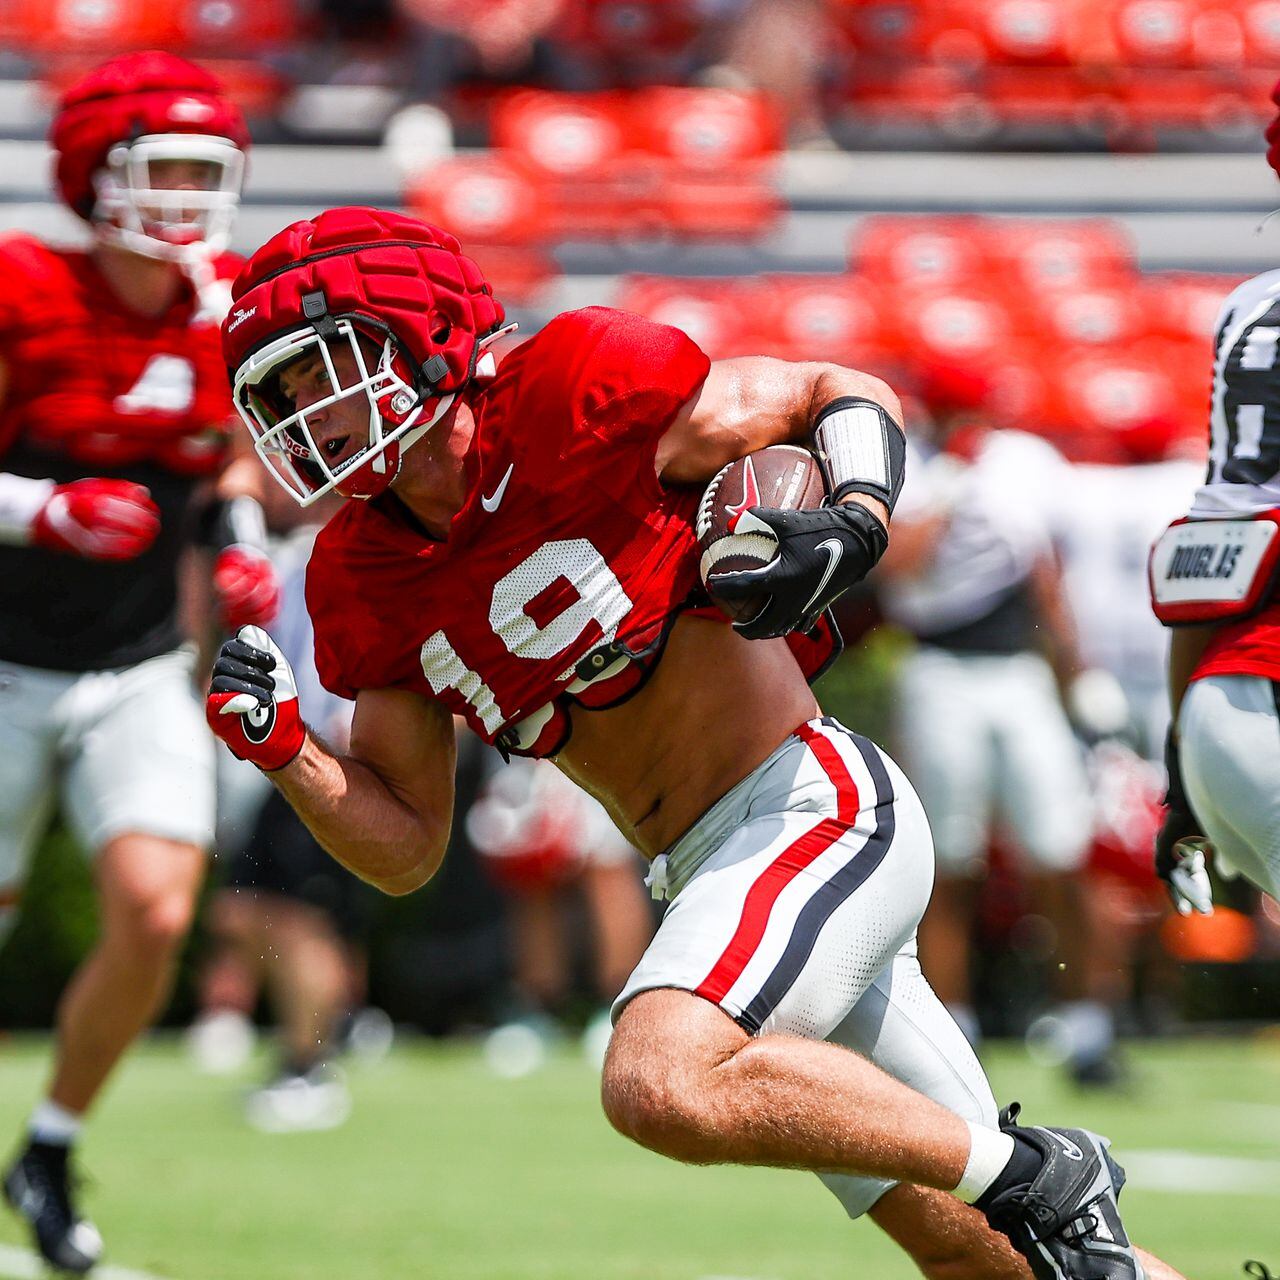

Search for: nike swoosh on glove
xmin=1154 ymin=807 xmax=1214 ymax=916
xmin=708 ymin=502 xmax=888 ymax=640
xmin=213 ymin=545 xmax=281 ymax=630
xmin=206 ymin=626 xmax=305 ymax=771
xmin=31 ymin=478 xmax=160 ymax=561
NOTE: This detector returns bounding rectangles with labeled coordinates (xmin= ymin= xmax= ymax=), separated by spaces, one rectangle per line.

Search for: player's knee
xmin=600 ymin=1053 xmax=713 ymax=1161
xmin=113 ymin=886 xmax=197 ymax=959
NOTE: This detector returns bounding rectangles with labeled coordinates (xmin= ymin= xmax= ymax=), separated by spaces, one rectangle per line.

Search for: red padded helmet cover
xmin=223 ymin=207 xmax=506 ymax=395
xmin=51 ymin=50 xmax=250 ymax=220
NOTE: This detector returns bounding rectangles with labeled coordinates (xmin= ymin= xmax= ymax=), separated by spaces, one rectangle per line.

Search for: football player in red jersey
xmin=210 ymin=208 xmax=1185 ymax=1280
xmin=0 ymin=52 xmax=277 ymax=1273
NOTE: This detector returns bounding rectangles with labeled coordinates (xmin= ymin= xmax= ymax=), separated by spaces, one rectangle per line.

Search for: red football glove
xmin=213 ymin=544 xmax=280 ymax=630
xmin=30 ymin=478 xmax=160 ymax=561
xmin=206 ymin=626 xmax=306 ymax=771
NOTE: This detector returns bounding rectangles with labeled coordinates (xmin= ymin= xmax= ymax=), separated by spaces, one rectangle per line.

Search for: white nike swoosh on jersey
xmin=481 ymin=463 xmax=515 ymax=513
xmin=802 ymin=538 xmax=844 ymax=617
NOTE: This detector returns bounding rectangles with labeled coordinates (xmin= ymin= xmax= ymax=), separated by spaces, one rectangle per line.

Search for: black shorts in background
xmin=226 ymin=789 xmax=369 ymax=941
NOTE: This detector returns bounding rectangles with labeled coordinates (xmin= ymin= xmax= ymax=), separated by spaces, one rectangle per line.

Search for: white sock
xmin=953 ymin=1120 xmax=1016 ymax=1204
xmin=28 ymin=1100 xmax=83 ymax=1147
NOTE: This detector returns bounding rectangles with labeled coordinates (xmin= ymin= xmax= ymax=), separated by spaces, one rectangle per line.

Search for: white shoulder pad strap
xmin=1148 ymin=511 xmax=1280 ymax=624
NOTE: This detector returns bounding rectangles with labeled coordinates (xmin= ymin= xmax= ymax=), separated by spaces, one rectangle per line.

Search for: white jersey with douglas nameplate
xmin=1191 ymin=268 xmax=1280 ymax=517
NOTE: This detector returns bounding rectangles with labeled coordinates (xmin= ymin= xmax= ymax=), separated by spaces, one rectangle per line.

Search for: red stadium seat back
xmin=986 ymin=218 xmax=1135 ymax=292
xmin=981 ymin=65 xmax=1113 ymax=130
xmin=1143 ymin=272 xmax=1245 ymax=341
xmin=1115 ymin=67 xmax=1242 ymax=130
xmin=15 ymin=0 xmax=175 ymax=53
xmin=407 ymin=156 xmax=551 ymax=248
xmin=659 ymin=173 xmax=781 ymax=241
xmin=886 ymin=284 xmax=1018 ymax=366
xmin=636 ymin=88 xmax=783 ymax=169
xmin=172 ymin=0 xmax=299 ymax=55
xmin=1111 ymin=0 xmax=1200 ymax=66
xmin=492 ymin=90 xmax=630 ymax=178
xmin=939 ymin=0 xmax=1081 ymax=67
xmin=851 ymin=216 xmax=992 ymax=288
xmin=553 ymin=0 xmax=704 ymax=58
xmin=1242 ymin=0 xmax=1280 ymax=65
xmin=827 ymin=0 xmax=939 ymax=59
xmin=1047 ymin=343 xmax=1196 ymax=461
xmin=1037 ymin=285 xmax=1150 ymax=347
xmin=754 ymin=275 xmax=890 ymax=363
xmin=614 ymin=277 xmax=755 ymax=359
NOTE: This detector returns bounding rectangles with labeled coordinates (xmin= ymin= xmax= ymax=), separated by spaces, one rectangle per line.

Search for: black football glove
xmin=708 ymin=502 xmax=888 ymax=641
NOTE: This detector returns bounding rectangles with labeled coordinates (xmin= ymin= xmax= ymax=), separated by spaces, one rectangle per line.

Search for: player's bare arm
xmin=273 ymin=687 xmax=457 ymax=895
xmin=208 ymin=624 xmax=455 ymax=895
xmin=656 ymin=356 xmax=897 ymax=525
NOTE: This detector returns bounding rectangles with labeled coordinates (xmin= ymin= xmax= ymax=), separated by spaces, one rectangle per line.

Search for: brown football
xmin=695 ymin=444 xmax=827 ymax=622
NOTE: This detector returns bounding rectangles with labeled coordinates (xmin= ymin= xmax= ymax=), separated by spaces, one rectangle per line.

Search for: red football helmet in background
xmin=223 ymin=207 xmax=509 ymax=505
xmin=51 ymin=50 xmax=249 ymax=263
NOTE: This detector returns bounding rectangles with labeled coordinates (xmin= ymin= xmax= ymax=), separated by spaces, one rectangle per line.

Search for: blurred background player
xmin=191 ymin=493 xmax=385 ymax=1132
xmin=875 ymin=362 xmax=1132 ymax=1084
xmin=1151 ymin=89 xmax=1280 ymax=917
xmin=0 ymin=52 xmax=276 ymax=1273
xmin=466 ymin=755 xmax=653 ymax=1073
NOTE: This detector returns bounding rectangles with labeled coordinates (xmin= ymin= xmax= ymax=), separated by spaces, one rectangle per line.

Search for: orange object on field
xmin=1161 ymin=904 xmax=1256 ymax=963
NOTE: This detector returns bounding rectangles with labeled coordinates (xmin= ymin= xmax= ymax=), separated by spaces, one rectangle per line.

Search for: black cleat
xmin=980 ymin=1103 xmax=1145 ymax=1280
xmin=3 ymin=1141 xmax=103 ymax=1274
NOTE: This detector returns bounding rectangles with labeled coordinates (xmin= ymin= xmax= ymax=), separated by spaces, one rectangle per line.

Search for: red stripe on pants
xmin=694 ymin=723 xmax=861 ymax=1007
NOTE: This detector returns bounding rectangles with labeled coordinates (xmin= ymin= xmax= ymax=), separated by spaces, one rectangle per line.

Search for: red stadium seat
xmin=637 ymin=88 xmax=783 ymax=168
xmin=407 ymin=155 xmax=552 ymax=247
xmin=884 ymin=284 xmax=1019 ymax=367
xmin=1035 ymin=285 xmax=1150 ymax=347
xmin=1242 ymin=0 xmax=1280 ymax=65
xmin=614 ymin=277 xmax=757 ymax=360
xmin=1043 ymin=341 xmax=1201 ymax=461
xmin=850 ymin=216 xmax=992 ymax=288
xmin=984 ymin=218 xmax=1135 ymax=292
xmin=492 ymin=91 xmax=630 ymax=178
xmin=753 ymin=275 xmax=892 ymax=366
xmin=825 ymin=0 xmax=940 ymax=60
xmin=1143 ymin=272 xmax=1245 ymax=341
xmin=1111 ymin=0 xmax=1200 ymax=66
xmin=981 ymin=66 xmax=1116 ymax=131
xmin=553 ymin=0 xmax=704 ymax=59
xmin=13 ymin=0 xmax=174 ymax=54
xmin=171 ymin=0 xmax=299 ymax=55
xmin=939 ymin=0 xmax=1081 ymax=66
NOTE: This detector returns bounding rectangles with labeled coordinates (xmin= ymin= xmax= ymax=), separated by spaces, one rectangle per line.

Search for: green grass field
xmin=0 ymin=1035 xmax=1276 ymax=1279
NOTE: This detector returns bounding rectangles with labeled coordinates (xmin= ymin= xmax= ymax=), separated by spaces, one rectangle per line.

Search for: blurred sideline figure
xmin=1151 ymin=88 xmax=1280 ymax=915
xmin=466 ymin=754 xmax=653 ymax=1073
xmin=0 ymin=53 xmax=276 ymax=1274
xmin=191 ymin=498 xmax=390 ymax=1131
xmin=876 ymin=364 xmax=1131 ymax=1085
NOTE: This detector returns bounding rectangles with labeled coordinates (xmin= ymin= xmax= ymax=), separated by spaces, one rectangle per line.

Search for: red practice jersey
xmin=308 ymin=307 xmax=839 ymax=757
xmin=0 ymin=234 xmax=241 ymax=670
xmin=0 ymin=234 xmax=237 ymax=475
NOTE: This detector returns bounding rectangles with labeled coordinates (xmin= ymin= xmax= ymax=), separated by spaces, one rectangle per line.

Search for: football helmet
xmin=51 ymin=51 xmax=249 ymax=262
xmin=223 ymin=207 xmax=509 ymax=505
